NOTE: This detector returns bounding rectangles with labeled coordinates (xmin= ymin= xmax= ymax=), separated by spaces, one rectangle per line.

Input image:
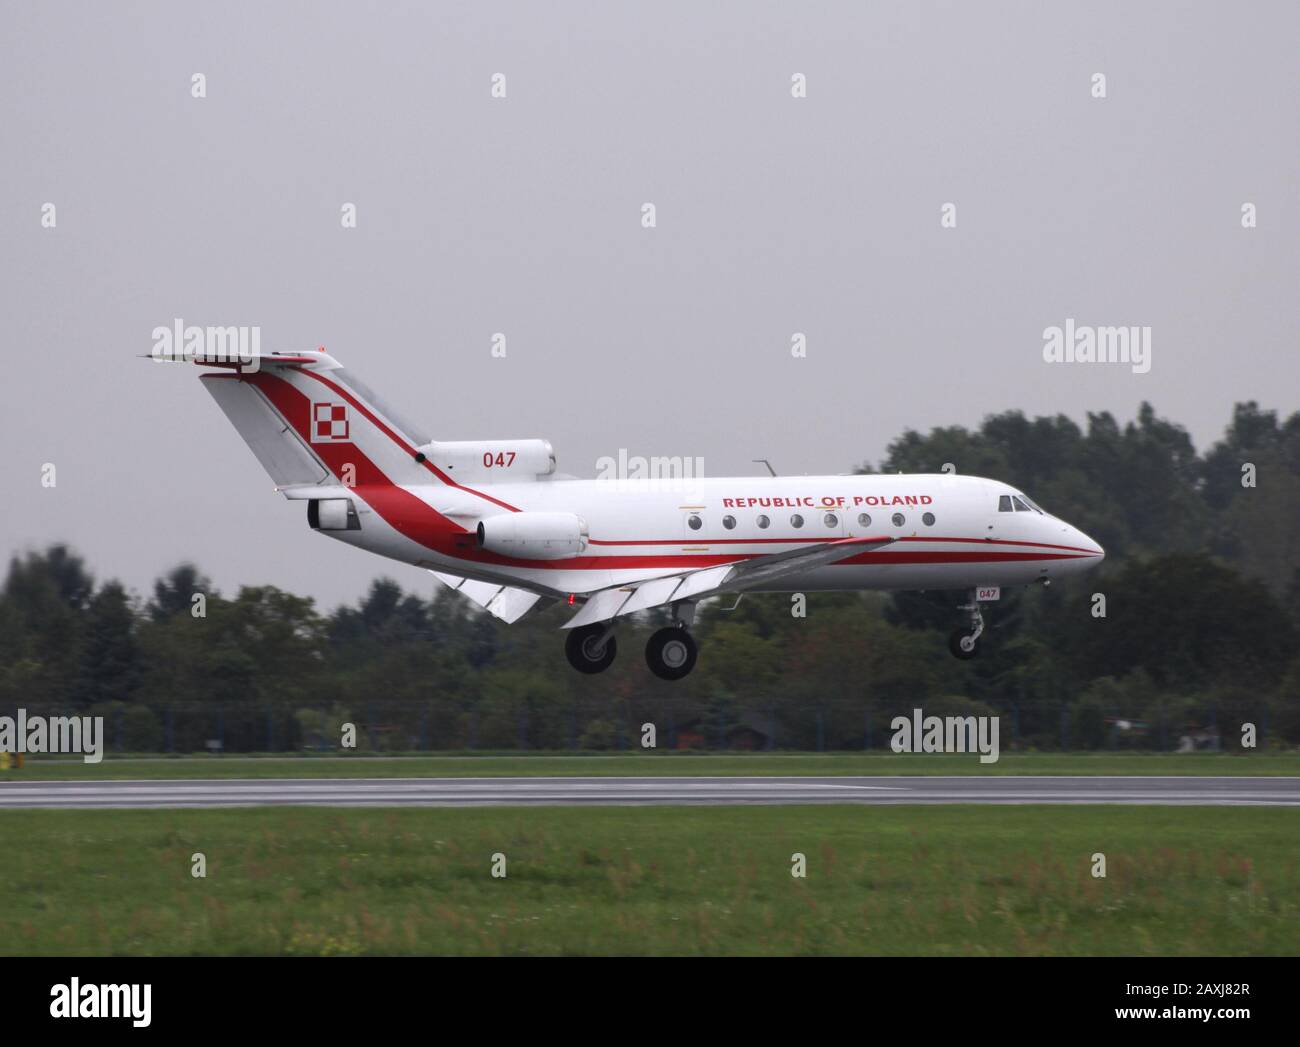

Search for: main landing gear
xmin=645 ymin=626 xmax=698 ymax=681
xmin=565 ymin=623 xmax=617 ymax=674
xmin=563 ymin=603 xmax=700 ymax=680
xmin=948 ymin=593 xmax=985 ymax=660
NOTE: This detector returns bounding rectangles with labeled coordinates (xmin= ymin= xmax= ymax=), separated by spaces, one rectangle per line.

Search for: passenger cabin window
xmin=998 ymin=495 xmax=1013 ymax=512
xmin=891 ymin=512 xmax=905 ymax=527
xmin=756 ymin=514 xmax=770 ymax=529
xmin=858 ymin=513 xmax=872 ymax=527
xmin=687 ymin=514 xmax=703 ymax=530
xmin=922 ymin=512 xmax=935 ymax=526
xmin=722 ymin=515 xmax=736 ymax=529
xmin=824 ymin=513 xmax=838 ymax=528
xmin=790 ymin=514 xmax=804 ymax=528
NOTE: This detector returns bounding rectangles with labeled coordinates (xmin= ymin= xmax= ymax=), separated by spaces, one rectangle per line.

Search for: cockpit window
xmin=1012 ymin=496 xmax=1033 ymax=512
xmin=1021 ymin=495 xmax=1045 ymax=514
xmin=998 ymin=495 xmax=1013 ymax=512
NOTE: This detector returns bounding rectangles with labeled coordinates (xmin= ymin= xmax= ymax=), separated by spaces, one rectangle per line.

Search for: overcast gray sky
xmin=2 ymin=1 xmax=1297 ymax=610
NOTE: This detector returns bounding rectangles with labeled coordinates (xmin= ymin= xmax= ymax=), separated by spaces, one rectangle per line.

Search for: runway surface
xmin=1 ymin=775 xmax=1298 ymax=808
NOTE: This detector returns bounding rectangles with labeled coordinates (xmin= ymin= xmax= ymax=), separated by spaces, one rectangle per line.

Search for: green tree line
xmin=1 ymin=401 xmax=1296 ymax=752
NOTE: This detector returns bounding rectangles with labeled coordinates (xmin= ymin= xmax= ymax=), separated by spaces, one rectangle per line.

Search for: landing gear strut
xmin=646 ymin=626 xmax=697 ymax=681
xmin=565 ymin=623 xmax=617 ymax=674
xmin=948 ymin=593 xmax=985 ymax=660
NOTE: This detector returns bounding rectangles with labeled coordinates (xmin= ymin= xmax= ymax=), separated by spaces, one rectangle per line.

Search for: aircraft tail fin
xmin=193 ymin=349 xmax=439 ymax=489
xmin=200 ymin=373 xmax=330 ymax=487
xmin=188 ymin=348 xmax=554 ymax=496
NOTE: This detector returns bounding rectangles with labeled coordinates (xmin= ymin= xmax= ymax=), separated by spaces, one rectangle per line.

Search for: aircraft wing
xmin=562 ymin=535 xmax=896 ymax=629
xmin=429 ymin=571 xmax=549 ymax=624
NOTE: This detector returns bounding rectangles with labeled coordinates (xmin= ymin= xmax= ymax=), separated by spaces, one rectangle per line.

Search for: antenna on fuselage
xmin=753 ymin=458 xmax=777 ymax=477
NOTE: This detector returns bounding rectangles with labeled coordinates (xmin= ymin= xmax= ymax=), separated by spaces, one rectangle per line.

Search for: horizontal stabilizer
xmin=151 ymin=348 xmax=342 ymax=370
xmin=277 ymin=485 xmax=353 ymax=501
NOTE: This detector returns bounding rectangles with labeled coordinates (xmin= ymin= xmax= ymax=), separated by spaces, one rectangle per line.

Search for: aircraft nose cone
xmin=1080 ymin=531 xmax=1104 ymax=561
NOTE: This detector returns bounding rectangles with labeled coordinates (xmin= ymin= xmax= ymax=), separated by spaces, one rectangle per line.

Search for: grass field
xmin=0 ymin=805 xmax=1294 ymax=956
xmin=5 ymin=751 xmax=1299 ymax=780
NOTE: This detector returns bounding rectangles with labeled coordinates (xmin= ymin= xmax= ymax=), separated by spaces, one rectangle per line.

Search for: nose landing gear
xmin=948 ymin=594 xmax=985 ymax=660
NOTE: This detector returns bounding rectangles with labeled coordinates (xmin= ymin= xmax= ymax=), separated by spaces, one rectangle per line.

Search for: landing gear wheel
xmin=646 ymin=626 xmax=698 ymax=681
xmin=949 ymin=590 xmax=986 ymax=660
xmin=948 ymin=629 xmax=980 ymax=660
xmin=565 ymin=624 xmax=617 ymax=674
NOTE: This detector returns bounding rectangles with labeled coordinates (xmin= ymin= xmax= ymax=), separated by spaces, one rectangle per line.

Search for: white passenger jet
xmin=185 ymin=349 xmax=1104 ymax=680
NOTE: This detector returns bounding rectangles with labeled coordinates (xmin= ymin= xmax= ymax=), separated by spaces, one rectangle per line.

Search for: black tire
xmin=646 ymin=626 xmax=698 ymax=681
xmin=565 ymin=624 xmax=617 ymax=674
xmin=948 ymin=629 xmax=979 ymax=660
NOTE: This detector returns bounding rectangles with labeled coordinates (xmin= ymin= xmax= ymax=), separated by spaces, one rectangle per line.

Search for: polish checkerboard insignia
xmin=311 ymin=402 xmax=350 ymax=443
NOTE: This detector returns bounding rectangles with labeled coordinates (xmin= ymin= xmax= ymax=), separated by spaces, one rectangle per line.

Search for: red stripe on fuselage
xmin=290 ymin=367 xmax=521 ymax=514
xmin=229 ymin=370 xmax=1097 ymax=573
xmin=242 ymin=371 xmax=469 ymax=553
xmin=589 ymin=535 xmax=1098 ymax=554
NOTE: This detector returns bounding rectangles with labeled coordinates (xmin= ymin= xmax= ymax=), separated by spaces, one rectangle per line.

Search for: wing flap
xmin=563 ymin=535 xmax=896 ymax=628
xmin=429 ymin=571 xmax=543 ymax=624
xmin=485 ymin=586 xmax=546 ymax=624
xmin=458 ymin=579 xmax=506 ymax=606
xmin=614 ymin=576 xmax=685 ymax=617
xmin=671 ymin=564 xmax=737 ymax=602
xmin=565 ymin=587 xmax=634 ymax=629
